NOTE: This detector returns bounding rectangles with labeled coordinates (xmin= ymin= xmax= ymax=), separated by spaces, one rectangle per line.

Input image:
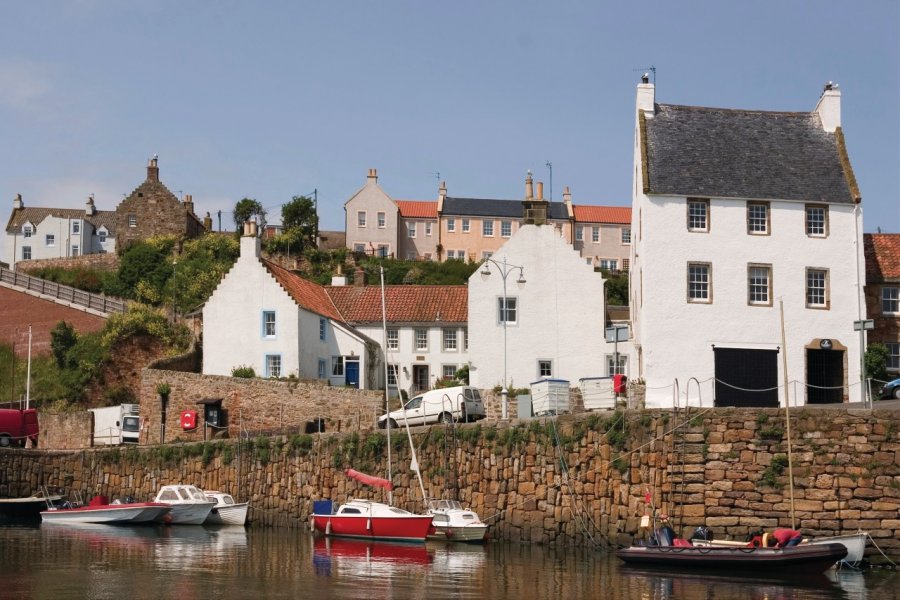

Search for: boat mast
xmin=779 ymin=299 xmax=796 ymax=529
xmin=380 ymin=267 xmax=393 ymax=506
xmin=25 ymin=324 xmax=32 ymax=410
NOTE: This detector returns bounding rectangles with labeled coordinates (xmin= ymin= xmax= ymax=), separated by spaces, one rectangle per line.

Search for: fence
xmin=0 ymin=265 xmax=127 ymax=315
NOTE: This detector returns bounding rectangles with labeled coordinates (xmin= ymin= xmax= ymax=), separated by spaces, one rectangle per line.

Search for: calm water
xmin=0 ymin=521 xmax=895 ymax=600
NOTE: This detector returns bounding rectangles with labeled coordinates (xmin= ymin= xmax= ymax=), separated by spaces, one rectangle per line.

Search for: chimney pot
xmin=13 ymin=193 xmax=24 ymax=210
xmin=147 ymin=157 xmax=160 ymax=182
xmin=641 ymin=73 xmax=649 ymax=84
xmin=525 ymin=171 xmax=534 ymax=200
xmin=536 ymin=181 xmax=544 ymax=200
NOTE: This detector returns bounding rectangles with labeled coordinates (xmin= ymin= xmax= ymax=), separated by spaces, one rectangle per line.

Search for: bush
xmin=104 ymin=385 xmax=136 ymax=405
xmin=232 ymin=365 xmax=256 ymax=378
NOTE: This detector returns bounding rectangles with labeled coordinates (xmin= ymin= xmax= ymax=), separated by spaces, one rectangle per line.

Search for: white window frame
xmin=606 ymin=354 xmax=627 ymax=376
xmin=377 ymin=212 xmax=386 ymax=228
xmin=318 ymin=359 xmax=327 ymax=379
xmin=537 ymin=360 xmax=553 ymax=378
xmin=98 ymin=231 xmax=107 ymax=243
xmin=387 ymin=364 xmax=399 ymax=387
xmin=262 ymin=311 xmax=276 ymax=338
xmin=357 ymin=211 xmax=367 ymax=228
xmin=443 ymin=328 xmax=457 ymax=351
xmin=592 ymin=226 xmax=600 ymax=243
xmin=447 ymin=218 xmax=456 ymax=233
xmin=408 ymin=222 xmax=416 ymax=238
xmin=687 ymin=262 xmax=711 ymax=303
xmin=442 ymin=365 xmax=457 ymax=380
xmin=22 ymin=246 xmax=32 ymax=260
xmin=882 ymin=286 xmax=900 ymax=314
xmin=71 ymin=245 xmax=79 ymax=257
xmin=354 ymin=243 xmax=366 ymax=252
xmin=128 ymin=214 xmax=137 ymax=228
xmin=688 ymin=199 xmax=710 ymax=232
xmin=747 ymin=202 xmax=769 ymax=235
xmin=415 ymin=328 xmax=428 ymax=351
xmin=501 ymin=221 xmax=512 ymax=237
xmin=575 ymin=226 xmax=583 ymax=242
xmin=265 ymin=354 xmax=282 ymax=378
xmin=462 ymin=218 xmax=470 ymax=233
xmin=621 ymin=227 xmax=631 ymax=244
xmin=498 ymin=297 xmax=518 ymax=325
xmin=805 ymin=204 xmax=828 ymax=237
xmin=72 ymin=220 xmax=80 ymax=234
xmin=482 ymin=220 xmax=494 ymax=237
xmin=886 ymin=342 xmax=900 ymax=372
xmin=45 ymin=234 xmax=55 ymax=247
xmin=599 ymin=259 xmax=618 ymax=271
xmin=806 ymin=268 xmax=829 ymax=309
xmin=748 ymin=264 xmax=772 ymax=306
xmin=332 ymin=356 xmax=344 ymax=376
xmin=425 ymin=222 xmax=433 ymax=236
xmin=386 ymin=328 xmax=399 ymax=350
xmin=446 ymin=250 xmax=455 ymax=259
xmin=463 ymin=328 xmax=468 ymax=351
xmin=23 ymin=225 xmax=32 ymax=238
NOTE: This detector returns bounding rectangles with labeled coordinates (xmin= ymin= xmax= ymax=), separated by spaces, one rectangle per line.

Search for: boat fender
xmin=326 ymin=520 xmax=332 ymax=535
xmin=762 ymin=533 xmax=770 ymax=548
xmin=446 ymin=529 xmax=454 ymax=539
xmin=309 ymin=517 xmax=315 ymax=533
xmin=366 ymin=518 xmax=371 ymax=531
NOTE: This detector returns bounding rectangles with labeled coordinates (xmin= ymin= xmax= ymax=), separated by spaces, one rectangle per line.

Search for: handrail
xmin=0 ymin=265 xmax=127 ymax=315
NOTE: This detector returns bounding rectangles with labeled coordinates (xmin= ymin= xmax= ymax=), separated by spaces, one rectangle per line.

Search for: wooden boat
xmin=426 ymin=499 xmax=488 ymax=543
xmin=40 ymin=495 xmax=171 ymax=524
xmin=617 ymin=542 xmax=848 ymax=575
xmin=153 ymin=485 xmax=215 ymax=525
xmin=203 ymin=490 xmax=249 ymax=526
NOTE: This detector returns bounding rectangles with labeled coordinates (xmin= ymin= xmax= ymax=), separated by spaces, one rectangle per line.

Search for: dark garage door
xmin=714 ymin=348 xmax=779 ymax=408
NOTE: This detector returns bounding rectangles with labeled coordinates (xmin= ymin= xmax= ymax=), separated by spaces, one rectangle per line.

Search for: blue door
xmin=345 ymin=360 xmax=360 ymax=389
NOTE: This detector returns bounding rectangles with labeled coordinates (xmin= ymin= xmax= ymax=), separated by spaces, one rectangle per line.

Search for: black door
xmin=714 ymin=348 xmax=779 ymax=408
xmin=807 ymin=348 xmax=844 ymax=404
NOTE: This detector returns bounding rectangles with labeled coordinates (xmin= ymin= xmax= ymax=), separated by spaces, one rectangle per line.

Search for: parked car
xmin=378 ymin=386 xmax=486 ymax=429
xmin=880 ymin=377 xmax=900 ymax=400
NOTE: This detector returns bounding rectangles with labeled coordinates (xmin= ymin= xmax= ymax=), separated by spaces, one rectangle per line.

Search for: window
xmin=45 ymin=234 xmax=55 ymax=247
xmin=688 ymin=199 xmax=710 ymax=232
xmin=424 ymin=253 xmax=432 ymax=260
xmin=688 ymin=263 xmax=711 ymax=303
xmin=128 ymin=214 xmax=137 ymax=227
xmin=806 ymin=268 xmax=829 ymax=308
xmin=426 ymin=222 xmax=433 ymax=236
xmin=387 ymin=364 xmax=399 ymax=386
xmin=386 ymin=328 xmax=399 ymax=350
xmin=332 ymin=356 xmax=344 ymax=376
xmin=805 ymin=205 xmax=828 ymax=237
xmin=575 ymin=227 xmax=583 ymax=242
xmin=592 ymin=227 xmax=600 ymax=243
xmin=538 ymin=360 xmax=553 ymax=378
xmin=458 ymin=250 xmax=466 ymax=261
xmin=22 ymin=246 xmax=31 ymax=260
xmin=748 ymin=264 xmax=772 ymax=306
xmin=354 ymin=243 xmax=366 ymax=252
xmin=71 ymin=245 xmax=79 ymax=257
xmin=408 ymin=222 xmax=416 ymax=238
xmin=621 ymin=228 xmax=631 ymax=244
xmin=265 ymin=355 xmax=282 ymax=378
xmin=377 ymin=212 xmax=386 ymax=228
xmin=482 ymin=251 xmax=492 ymax=259
xmin=607 ymin=354 xmax=628 ymax=376
xmin=886 ymin=342 xmax=900 ymax=371
xmin=498 ymin=297 xmax=518 ymax=325
xmin=483 ymin=220 xmax=494 ymax=236
xmin=462 ymin=218 xmax=470 ymax=233
xmin=357 ymin=211 xmax=367 ymax=227
xmin=586 ymin=258 xmax=593 ymax=266
xmin=446 ymin=250 xmax=455 ymax=259
xmin=318 ymin=359 xmax=327 ymax=379
xmin=319 ymin=318 xmax=326 ymax=341
xmin=406 ymin=252 xmax=416 ymax=260
xmin=415 ymin=329 xmax=428 ymax=351
xmin=262 ymin=311 xmax=276 ymax=337
xmin=98 ymin=231 xmax=107 ymax=243
xmin=443 ymin=328 xmax=457 ymax=351
xmin=463 ymin=328 xmax=468 ymax=351
xmin=72 ymin=220 xmax=80 ymax=234
xmin=442 ymin=365 xmax=457 ymax=380
xmin=501 ymin=221 xmax=512 ymax=237
xmin=377 ymin=244 xmax=389 ymax=258
xmin=23 ymin=225 xmax=32 ymax=238
xmin=622 ymin=258 xmax=630 ymax=272
xmin=600 ymin=259 xmax=618 ymax=271
xmin=882 ymin=286 xmax=900 ymax=314
xmin=447 ymin=218 xmax=456 ymax=232
xmin=747 ymin=202 xmax=769 ymax=234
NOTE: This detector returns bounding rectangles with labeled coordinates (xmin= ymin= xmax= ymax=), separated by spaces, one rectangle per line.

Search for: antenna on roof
xmin=632 ymin=65 xmax=657 ymax=85
xmin=433 ymin=172 xmax=440 ymax=182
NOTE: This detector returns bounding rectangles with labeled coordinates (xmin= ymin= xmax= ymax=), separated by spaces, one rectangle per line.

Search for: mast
xmin=380 ymin=267 xmax=393 ymax=505
xmin=26 ymin=325 xmax=32 ymax=410
xmin=779 ymin=299 xmax=796 ymax=529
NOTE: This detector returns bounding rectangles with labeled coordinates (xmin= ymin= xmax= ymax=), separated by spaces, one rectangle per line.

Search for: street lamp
xmin=480 ymin=256 xmax=526 ymax=419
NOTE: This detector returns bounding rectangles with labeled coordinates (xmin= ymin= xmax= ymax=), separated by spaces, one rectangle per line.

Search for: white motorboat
xmin=806 ymin=532 xmax=868 ymax=567
xmin=203 ymin=490 xmax=249 ymax=526
xmin=40 ymin=495 xmax=171 ymax=524
xmin=426 ymin=499 xmax=488 ymax=543
xmin=153 ymin=485 xmax=215 ymax=525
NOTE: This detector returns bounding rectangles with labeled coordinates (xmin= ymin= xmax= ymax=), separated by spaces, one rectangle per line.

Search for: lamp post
xmin=480 ymin=256 xmax=526 ymax=419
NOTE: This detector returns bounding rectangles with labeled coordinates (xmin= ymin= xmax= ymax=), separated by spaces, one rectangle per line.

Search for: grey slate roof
xmin=644 ymin=104 xmax=857 ymax=204
xmin=6 ymin=207 xmax=118 ymax=235
xmin=442 ymin=197 xmax=569 ymax=219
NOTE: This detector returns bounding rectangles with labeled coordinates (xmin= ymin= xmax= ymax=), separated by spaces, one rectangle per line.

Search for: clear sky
xmin=2 ymin=1 xmax=897 ymax=233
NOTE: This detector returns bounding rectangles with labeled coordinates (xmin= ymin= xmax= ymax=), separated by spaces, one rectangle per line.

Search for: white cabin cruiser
xmin=426 ymin=499 xmax=488 ymax=542
xmin=153 ymin=485 xmax=215 ymax=525
xmin=203 ymin=491 xmax=249 ymax=526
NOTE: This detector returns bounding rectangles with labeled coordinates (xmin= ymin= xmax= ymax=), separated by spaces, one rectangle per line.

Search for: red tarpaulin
xmin=345 ymin=469 xmax=394 ymax=491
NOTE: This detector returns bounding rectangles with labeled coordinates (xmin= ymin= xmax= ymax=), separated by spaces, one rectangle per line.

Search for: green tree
xmin=105 ymin=239 xmax=175 ymax=303
xmin=50 ymin=321 xmax=78 ymax=368
xmin=603 ymin=270 xmax=629 ymax=306
xmin=165 ymin=234 xmax=240 ymax=313
xmin=865 ymin=343 xmax=889 ymax=390
xmin=233 ymin=198 xmax=265 ymax=231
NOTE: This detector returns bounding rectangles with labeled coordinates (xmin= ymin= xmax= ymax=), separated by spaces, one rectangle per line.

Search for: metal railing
xmin=0 ymin=265 xmax=128 ymax=315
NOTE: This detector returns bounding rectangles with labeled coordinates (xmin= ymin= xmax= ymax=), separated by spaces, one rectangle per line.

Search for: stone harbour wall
xmin=1 ymin=406 xmax=897 ymax=563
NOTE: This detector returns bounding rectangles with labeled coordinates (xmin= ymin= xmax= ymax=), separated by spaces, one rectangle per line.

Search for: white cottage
xmin=467 ymin=223 xmax=610 ymax=395
xmin=630 ymin=78 xmax=866 ymax=407
xmin=203 ymin=222 xmax=376 ymax=388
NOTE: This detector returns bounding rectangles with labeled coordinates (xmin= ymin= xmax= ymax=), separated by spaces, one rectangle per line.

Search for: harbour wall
xmin=1 ymin=407 xmax=897 ymax=562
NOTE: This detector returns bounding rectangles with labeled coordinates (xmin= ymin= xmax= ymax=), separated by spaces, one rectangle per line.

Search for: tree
xmin=280 ymin=195 xmax=318 ymax=252
xmin=233 ymin=198 xmax=265 ymax=231
xmin=50 ymin=321 xmax=78 ymax=368
xmin=865 ymin=343 xmax=889 ymax=392
xmin=603 ymin=270 xmax=629 ymax=306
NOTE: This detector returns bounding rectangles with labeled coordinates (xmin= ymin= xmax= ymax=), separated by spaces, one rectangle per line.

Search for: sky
xmin=1 ymin=1 xmax=898 ymax=233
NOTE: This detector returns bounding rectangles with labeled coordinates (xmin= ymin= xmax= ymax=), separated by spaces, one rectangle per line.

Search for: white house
xmin=203 ymin=222 xmax=377 ymax=388
xmin=467 ymin=222 xmax=611 ymax=394
xmin=630 ymin=78 xmax=866 ymax=408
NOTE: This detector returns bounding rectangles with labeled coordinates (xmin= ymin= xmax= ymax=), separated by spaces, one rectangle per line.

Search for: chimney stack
xmin=367 ymin=168 xmax=378 ymax=183
xmin=354 ymin=267 xmax=366 ymax=287
xmin=147 ymin=157 xmax=159 ymax=182
xmin=814 ymin=81 xmax=841 ymax=132
xmin=536 ymin=181 xmax=544 ymax=200
xmin=240 ymin=220 xmax=261 ymax=258
xmin=203 ymin=212 xmax=213 ymax=231
xmin=85 ymin=194 xmax=96 ymax=216
xmin=438 ymin=181 xmax=447 ymax=212
xmin=13 ymin=193 xmax=24 ymax=210
xmin=183 ymin=194 xmax=194 ymax=215
xmin=525 ymin=171 xmax=534 ymax=199
xmin=636 ymin=75 xmax=655 ymax=117
xmin=563 ymin=186 xmax=573 ymax=216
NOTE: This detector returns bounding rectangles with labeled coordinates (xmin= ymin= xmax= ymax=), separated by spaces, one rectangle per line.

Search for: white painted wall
xmin=468 ymin=224 xmax=608 ymax=390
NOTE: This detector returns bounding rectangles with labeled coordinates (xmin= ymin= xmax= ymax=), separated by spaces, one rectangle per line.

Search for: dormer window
xmin=23 ymin=225 xmax=33 ymax=238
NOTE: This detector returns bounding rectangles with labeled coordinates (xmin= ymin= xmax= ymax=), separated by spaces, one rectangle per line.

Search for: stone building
xmin=864 ymin=233 xmax=900 ymax=376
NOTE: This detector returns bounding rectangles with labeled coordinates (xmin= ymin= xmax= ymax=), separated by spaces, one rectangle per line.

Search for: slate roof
xmin=396 ymin=200 xmax=437 ymax=219
xmin=6 ymin=207 xmax=118 ymax=235
xmin=573 ymin=205 xmax=631 ymax=224
xmin=643 ymin=104 xmax=859 ymax=204
xmin=442 ymin=197 xmax=569 ymax=220
xmin=261 ymin=258 xmax=345 ymax=322
xmin=864 ymin=234 xmax=900 ymax=282
xmin=326 ymin=285 xmax=468 ymax=324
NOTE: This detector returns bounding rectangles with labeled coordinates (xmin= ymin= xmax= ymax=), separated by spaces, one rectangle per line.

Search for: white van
xmin=377 ymin=386 xmax=487 ymax=429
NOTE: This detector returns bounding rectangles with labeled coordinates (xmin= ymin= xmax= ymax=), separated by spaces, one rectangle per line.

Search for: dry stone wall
xmin=2 ymin=407 xmax=897 ymax=563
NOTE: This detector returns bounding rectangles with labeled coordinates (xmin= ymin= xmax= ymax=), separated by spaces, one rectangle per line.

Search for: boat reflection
xmin=312 ymin=536 xmax=434 ymax=578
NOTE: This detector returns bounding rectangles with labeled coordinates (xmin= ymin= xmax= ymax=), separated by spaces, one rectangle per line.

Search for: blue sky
xmin=2 ymin=1 xmax=897 ymax=233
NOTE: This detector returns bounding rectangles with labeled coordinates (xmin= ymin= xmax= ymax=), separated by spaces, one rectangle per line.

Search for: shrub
xmin=232 ymin=365 xmax=256 ymax=378
xmin=104 ymin=384 xmax=136 ymax=405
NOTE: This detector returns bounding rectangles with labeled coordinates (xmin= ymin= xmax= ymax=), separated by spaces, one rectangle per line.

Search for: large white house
xmin=630 ymin=78 xmax=866 ymax=408
xmin=467 ymin=222 xmax=611 ymax=392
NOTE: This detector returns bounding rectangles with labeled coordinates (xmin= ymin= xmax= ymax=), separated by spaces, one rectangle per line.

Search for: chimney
xmin=354 ymin=267 xmax=366 ymax=287
xmin=563 ymin=186 xmax=573 ymax=216
xmin=203 ymin=211 xmax=213 ymax=231
xmin=536 ymin=181 xmax=544 ymax=200
xmin=636 ymin=74 xmax=655 ymax=117
xmin=13 ymin=193 xmax=24 ymax=210
xmin=183 ymin=194 xmax=194 ymax=215
xmin=85 ymin=194 xmax=96 ymax=216
xmin=367 ymin=168 xmax=378 ymax=183
xmin=240 ymin=219 xmax=260 ymax=258
xmin=525 ymin=171 xmax=534 ymax=199
xmin=147 ymin=156 xmax=159 ymax=182
xmin=437 ymin=180 xmax=447 ymax=212
xmin=814 ymin=81 xmax=841 ymax=132
xmin=331 ymin=264 xmax=347 ymax=286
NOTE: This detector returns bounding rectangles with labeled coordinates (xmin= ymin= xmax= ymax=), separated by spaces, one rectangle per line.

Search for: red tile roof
xmin=261 ymin=259 xmax=345 ymax=321
xmin=396 ymin=200 xmax=438 ymax=219
xmin=326 ymin=285 xmax=467 ymax=324
xmin=864 ymin=233 xmax=900 ymax=282
xmin=572 ymin=205 xmax=632 ymax=224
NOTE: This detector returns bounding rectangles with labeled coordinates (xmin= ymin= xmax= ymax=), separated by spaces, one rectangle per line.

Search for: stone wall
xmin=16 ymin=253 xmax=119 ymax=273
xmin=3 ymin=406 xmax=897 ymax=563
xmin=39 ymin=411 xmax=92 ymax=450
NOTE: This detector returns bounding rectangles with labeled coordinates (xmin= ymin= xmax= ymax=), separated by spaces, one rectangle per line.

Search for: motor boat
xmin=312 ymin=499 xmax=435 ymax=543
xmin=40 ymin=495 xmax=171 ymax=524
xmin=426 ymin=499 xmax=488 ymax=543
xmin=203 ymin=490 xmax=249 ymax=526
xmin=691 ymin=527 xmax=868 ymax=567
xmin=152 ymin=485 xmax=215 ymax=525
xmin=0 ymin=490 xmax=63 ymax=518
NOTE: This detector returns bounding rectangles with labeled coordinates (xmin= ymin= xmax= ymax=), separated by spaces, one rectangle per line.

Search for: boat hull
xmin=205 ymin=503 xmax=249 ymax=526
xmin=162 ymin=502 xmax=214 ymax=525
xmin=806 ymin=532 xmax=867 ymax=566
xmin=313 ymin=514 xmax=435 ymax=543
xmin=616 ymin=542 xmax=848 ymax=575
xmin=428 ymin=523 xmax=488 ymax=543
xmin=41 ymin=503 xmax=171 ymax=525
xmin=0 ymin=495 xmax=62 ymax=518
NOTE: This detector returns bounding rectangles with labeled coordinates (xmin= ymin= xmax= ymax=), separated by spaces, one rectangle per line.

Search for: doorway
xmin=806 ymin=348 xmax=844 ymax=404
xmin=713 ymin=347 xmax=779 ymax=408
xmin=345 ymin=360 xmax=360 ymax=389
xmin=412 ymin=365 xmax=430 ymax=394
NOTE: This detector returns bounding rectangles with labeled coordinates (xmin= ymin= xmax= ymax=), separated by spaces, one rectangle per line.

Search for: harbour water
xmin=0 ymin=521 xmax=895 ymax=599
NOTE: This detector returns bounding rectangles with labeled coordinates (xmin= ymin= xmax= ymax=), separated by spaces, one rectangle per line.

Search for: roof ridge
xmin=658 ymin=103 xmax=812 ymax=117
